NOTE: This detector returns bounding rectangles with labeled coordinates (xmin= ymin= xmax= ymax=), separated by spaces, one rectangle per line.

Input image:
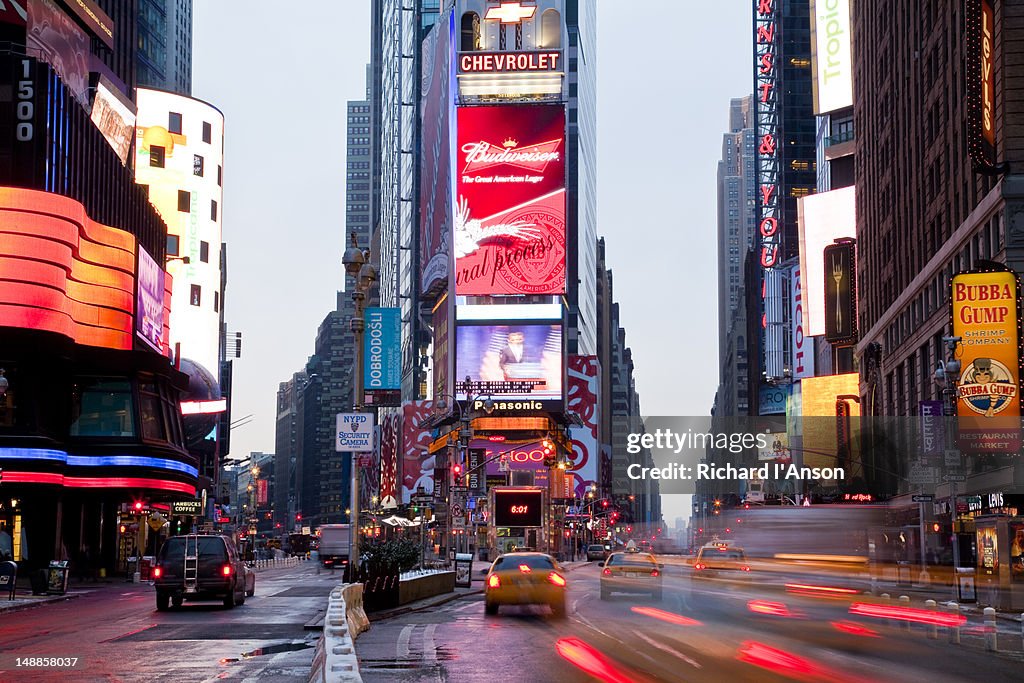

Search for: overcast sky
xmin=192 ymin=1 xmax=753 ymax=525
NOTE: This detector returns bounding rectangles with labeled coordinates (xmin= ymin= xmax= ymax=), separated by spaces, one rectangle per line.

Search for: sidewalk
xmin=0 ymin=573 xmax=158 ymax=615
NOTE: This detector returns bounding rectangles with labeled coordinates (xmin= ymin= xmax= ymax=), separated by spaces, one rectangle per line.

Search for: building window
xmin=214 ymin=290 xmax=220 ymax=313
xmin=167 ymin=234 xmax=180 ymax=256
xmin=70 ymin=379 xmax=135 ymax=438
xmin=200 ymin=241 xmax=209 ymax=263
xmin=178 ymin=190 xmax=190 ymax=212
xmin=499 ymin=22 xmax=507 ymax=50
xmin=194 ymin=154 xmax=204 ymax=176
xmin=139 ymin=380 xmax=167 ymax=442
xmin=202 ymin=121 xmax=212 ymax=143
xmin=460 ymin=12 xmax=480 ymax=51
xmin=541 ymin=9 xmax=561 ymax=48
xmin=190 ymin=284 xmax=201 ymax=306
xmin=211 ymin=200 xmax=218 ymax=221
xmin=217 ymin=165 xmax=223 ymax=187
xmin=150 ymin=145 xmax=166 ymax=168
xmin=168 ymin=112 xmax=182 ymax=134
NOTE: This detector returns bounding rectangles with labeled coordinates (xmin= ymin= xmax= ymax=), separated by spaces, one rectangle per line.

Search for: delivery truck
xmin=318 ymin=524 xmax=351 ymax=570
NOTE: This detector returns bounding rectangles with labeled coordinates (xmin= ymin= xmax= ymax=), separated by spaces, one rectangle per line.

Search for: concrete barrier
xmin=308 ymin=583 xmax=368 ymax=683
xmin=398 ymin=571 xmax=456 ymax=605
xmin=253 ymin=556 xmax=303 ymax=572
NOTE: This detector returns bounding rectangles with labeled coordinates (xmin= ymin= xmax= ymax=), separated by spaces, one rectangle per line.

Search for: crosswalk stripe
xmin=423 ymin=623 xmax=438 ymax=663
xmin=397 ymin=624 xmax=414 ymax=659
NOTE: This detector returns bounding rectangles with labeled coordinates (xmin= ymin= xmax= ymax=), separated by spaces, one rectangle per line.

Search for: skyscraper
xmin=137 ymin=0 xmax=193 ymax=95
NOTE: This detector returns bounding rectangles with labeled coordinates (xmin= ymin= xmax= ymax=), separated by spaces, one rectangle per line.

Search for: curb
xmin=0 ymin=592 xmax=83 ymax=615
xmin=368 ymin=588 xmax=484 ymax=622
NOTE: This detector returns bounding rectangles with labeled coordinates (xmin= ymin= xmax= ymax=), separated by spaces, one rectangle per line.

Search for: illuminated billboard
xmin=968 ymin=0 xmax=999 ymax=169
xmin=419 ymin=9 xmax=454 ymax=296
xmin=134 ymin=89 xmax=224 ymax=379
xmin=810 ymin=0 xmax=853 ymax=114
xmin=823 ymin=239 xmax=857 ymax=344
xmin=27 ymin=0 xmax=90 ymax=106
xmin=799 ymin=373 xmax=860 ymax=478
xmin=493 ymin=489 xmax=543 ymax=527
xmin=455 ymin=323 xmax=562 ymax=401
xmin=951 ymin=269 xmax=1022 ymax=454
xmin=136 ymin=245 xmax=165 ymax=352
xmin=90 ymin=75 xmax=135 ymax=164
xmin=0 ymin=188 xmax=137 ymax=350
xmin=363 ymin=307 xmax=401 ymax=406
xmin=455 ymin=104 xmax=566 ymax=295
xmin=567 ymin=355 xmax=600 ymax=497
xmin=797 ymin=186 xmax=856 ymax=337
xmin=790 ymin=264 xmax=815 ymax=378
xmin=401 ymin=400 xmax=437 ymax=503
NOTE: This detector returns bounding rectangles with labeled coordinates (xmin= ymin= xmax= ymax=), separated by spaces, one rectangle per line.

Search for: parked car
xmin=152 ymin=534 xmax=248 ymax=610
xmin=586 ymin=544 xmax=608 ymax=561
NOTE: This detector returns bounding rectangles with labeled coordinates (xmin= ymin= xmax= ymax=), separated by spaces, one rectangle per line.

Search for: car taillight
xmin=222 ymin=565 xmax=232 ymax=576
xmin=518 ymin=564 xmax=532 ymax=573
xmin=694 ymin=563 xmax=705 ymax=570
xmin=548 ymin=573 xmax=567 ymax=587
xmin=742 ymin=566 xmax=751 ymax=572
xmin=152 ymin=566 xmax=162 ymax=578
xmin=602 ymin=568 xmax=612 ymax=576
xmin=487 ymin=574 xmax=501 ymax=589
xmin=651 ymin=569 xmax=660 ymax=577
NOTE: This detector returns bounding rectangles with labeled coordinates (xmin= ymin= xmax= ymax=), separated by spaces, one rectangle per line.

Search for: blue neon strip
xmin=0 ymin=448 xmax=197 ymax=478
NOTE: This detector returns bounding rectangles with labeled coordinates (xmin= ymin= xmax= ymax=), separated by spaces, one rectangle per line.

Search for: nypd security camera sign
xmin=336 ymin=413 xmax=375 ymax=452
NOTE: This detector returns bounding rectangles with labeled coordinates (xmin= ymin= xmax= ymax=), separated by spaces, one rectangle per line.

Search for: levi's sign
xmin=459 ymin=51 xmax=561 ymax=74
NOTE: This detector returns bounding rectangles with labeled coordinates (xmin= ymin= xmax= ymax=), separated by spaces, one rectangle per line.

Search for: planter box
xmin=398 ymin=571 xmax=455 ymax=605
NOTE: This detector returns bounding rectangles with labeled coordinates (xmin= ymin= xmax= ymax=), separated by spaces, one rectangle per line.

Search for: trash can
xmin=46 ymin=560 xmax=70 ymax=595
xmin=454 ymin=553 xmax=473 ymax=588
xmin=956 ymin=567 xmax=977 ymax=604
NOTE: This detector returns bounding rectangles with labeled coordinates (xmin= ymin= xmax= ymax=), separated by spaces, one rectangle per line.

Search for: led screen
xmin=455 ymin=323 xmax=562 ymax=401
xmin=493 ymin=489 xmax=543 ymax=527
xmin=455 ymin=104 xmax=566 ymax=295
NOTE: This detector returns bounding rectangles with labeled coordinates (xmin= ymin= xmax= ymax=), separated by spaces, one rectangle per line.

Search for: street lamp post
xmin=342 ymin=234 xmax=377 ymax=578
xmin=934 ymin=336 xmax=963 ymax=588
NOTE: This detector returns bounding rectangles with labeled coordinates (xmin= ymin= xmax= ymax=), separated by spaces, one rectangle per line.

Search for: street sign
xmin=335 ymin=413 xmax=374 ymax=452
xmin=451 ymin=486 xmax=469 ymax=494
xmin=944 ymin=449 xmax=961 ymax=466
xmin=912 ymin=494 xmax=934 ymax=503
xmin=945 ymin=474 xmax=967 ymax=482
xmin=908 ymin=465 xmax=938 ymax=485
xmin=450 ymin=503 xmax=464 ymax=517
xmin=171 ymin=500 xmax=204 ymax=516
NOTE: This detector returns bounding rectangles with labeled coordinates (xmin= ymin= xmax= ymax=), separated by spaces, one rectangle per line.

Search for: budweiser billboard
xmin=455 ymin=104 xmax=566 ymax=295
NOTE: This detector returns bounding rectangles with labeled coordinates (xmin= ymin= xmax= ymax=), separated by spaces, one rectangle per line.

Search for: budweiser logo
xmin=461 ymin=138 xmax=562 ymax=174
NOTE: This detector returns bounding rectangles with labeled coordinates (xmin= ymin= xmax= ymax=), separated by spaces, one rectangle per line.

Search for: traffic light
xmin=452 ymin=463 xmax=463 ymax=477
xmin=133 ymin=501 xmax=144 ymax=512
xmin=626 ymin=526 xmax=632 ymax=534
xmin=602 ymin=499 xmax=609 ymax=508
xmin=296 ymin=513 xmax=302 ymax=521
xmin=119 ymin=524 xmax=127 ymax=534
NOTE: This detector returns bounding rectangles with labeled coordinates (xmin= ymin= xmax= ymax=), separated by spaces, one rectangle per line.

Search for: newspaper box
xmin=454 ymin=553 xmax=473 ymax=588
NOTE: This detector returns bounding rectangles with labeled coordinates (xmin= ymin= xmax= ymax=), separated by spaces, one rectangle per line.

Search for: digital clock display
xmin=494 ymin=490 xmax=543 ymax=527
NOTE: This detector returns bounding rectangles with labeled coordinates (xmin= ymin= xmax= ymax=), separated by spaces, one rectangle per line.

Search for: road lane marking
xmin=397 ymin=624 xmax=414 ymax=659
xmin=99 ymin=623 xmax=157 ymax=643
xmin=423 ymin=623 xmax=438 ymax=663
xmin=634 ymin=631 xmax=702 ymax=669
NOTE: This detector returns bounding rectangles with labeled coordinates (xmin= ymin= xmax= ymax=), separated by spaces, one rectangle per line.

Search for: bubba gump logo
xmin=959 ymin=358 xmax=1018 ymax=417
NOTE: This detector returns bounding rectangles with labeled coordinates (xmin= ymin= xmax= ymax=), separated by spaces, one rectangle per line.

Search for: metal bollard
xmin=925 ymin=600 xmax=938 ymax=639
xmin=984 ymin=607 xmax=997 ymax=651
xmin=899 ymin=596 xmax=911 ymax=630
xmin=948 ymin=603 xmax=961 ymax=644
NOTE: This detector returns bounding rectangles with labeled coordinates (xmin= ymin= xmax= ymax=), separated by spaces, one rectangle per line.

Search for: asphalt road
xmin=0 ymin=560 xmax=338 ymax=683
xmin=356 ymin=560 xmax=1024 ymax=682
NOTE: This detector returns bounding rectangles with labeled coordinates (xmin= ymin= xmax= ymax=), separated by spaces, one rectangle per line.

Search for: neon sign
xmin=459 ymin=51 xmax=560 ymax=74
xmin=755 ymin=0 xmax=780 ymax=270
xmin=484 ymin=1 xmax=536 ymax=24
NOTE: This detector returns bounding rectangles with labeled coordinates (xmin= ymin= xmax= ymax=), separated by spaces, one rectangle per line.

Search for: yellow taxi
xmin=484 ymin=552 xmax=568 ymax=618
xmin=600 ymin=551 xmax=663 ymax=600
xmin=692 ymin=541 xmax=751 ymax=580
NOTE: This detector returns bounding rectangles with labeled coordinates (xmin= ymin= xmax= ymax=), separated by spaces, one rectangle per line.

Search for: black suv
xmin=153 ymin=535 xmax=248 ymax=610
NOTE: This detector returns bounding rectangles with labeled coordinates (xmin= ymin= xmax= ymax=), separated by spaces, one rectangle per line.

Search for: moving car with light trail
xmin=600 ymin=551 xmax=663 ymax=600
xmin=484 ymin=552 xmax=568 ymax=618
